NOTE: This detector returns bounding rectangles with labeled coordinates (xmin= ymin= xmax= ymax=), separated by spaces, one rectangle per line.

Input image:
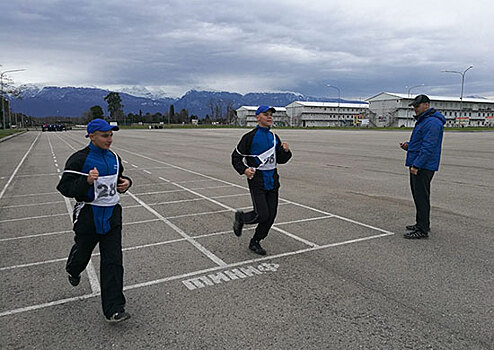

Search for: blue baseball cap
xmin=85 ymin=119 xmax=119 ymax=137
xmin=255 ymin=105 xmax=276 ymax=115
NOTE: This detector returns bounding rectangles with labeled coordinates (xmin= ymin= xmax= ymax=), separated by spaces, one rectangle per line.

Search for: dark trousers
xmin=410 ymin=169 xmax=435 ymax=232
xmin=240 ymin=188 xmax=279 ymax=242
xmin=66 ymin=225 xmax=125 ymax=318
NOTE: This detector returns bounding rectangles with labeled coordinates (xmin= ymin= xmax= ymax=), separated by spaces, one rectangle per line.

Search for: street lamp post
xmin=327 ymin=84 xmax=341 ymax=126
xmin=406 ymin=84 xmax=425 ymax=97
xmin=1 ymin=69 xmax=26 ymax=130
xmin=442 ymin=65 xmax=473 ymax=124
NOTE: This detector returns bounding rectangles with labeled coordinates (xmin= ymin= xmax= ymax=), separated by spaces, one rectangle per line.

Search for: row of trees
xmin=82 ymin=92 xmax=235 ymax=125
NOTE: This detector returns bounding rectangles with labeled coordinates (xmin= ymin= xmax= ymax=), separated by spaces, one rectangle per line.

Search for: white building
xmin=285 ymin=101 xmax=370 ymax=127
xmin=236 ymin=106 xmax=288 ymax=127
xmin=366 ymin=92 xmax=494 ymax=127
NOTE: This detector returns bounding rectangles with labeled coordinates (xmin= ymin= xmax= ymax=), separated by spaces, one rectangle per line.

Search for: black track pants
xmin=410 ymin=169 xmax=435 ymax=232
xmin=66 ymin=225 xmax=125 ymax=318
xmin=240 ymin=188 xmax=279 ymax=241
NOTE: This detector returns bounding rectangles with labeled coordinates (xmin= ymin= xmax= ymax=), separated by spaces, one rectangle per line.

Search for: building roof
xmin=287 ymin=101 xmax=369 ymax=109
xmin=236 ymin=106 xmax=287 ymax=112
xmin=367 ymin=92 xmax=494 ymax=104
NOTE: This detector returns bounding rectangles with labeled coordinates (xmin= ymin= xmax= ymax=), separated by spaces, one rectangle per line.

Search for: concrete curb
xmin=0 ymin=130 xmax=27 ymax=143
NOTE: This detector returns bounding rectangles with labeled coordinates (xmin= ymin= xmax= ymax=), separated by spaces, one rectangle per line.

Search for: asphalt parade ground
xmin=0 ymin=129 xmax=493 ymax=349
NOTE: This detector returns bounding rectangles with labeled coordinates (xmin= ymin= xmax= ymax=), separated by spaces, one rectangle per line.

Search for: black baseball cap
xmin=409 ymin=94 xmax=430 ymax=107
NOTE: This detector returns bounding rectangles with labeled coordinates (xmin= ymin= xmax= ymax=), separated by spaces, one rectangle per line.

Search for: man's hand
xmin=117 ymin=177 xmax=130 ymax=192
xmin=244 ymin=167 xmax=256 ymax=180
xmin=400 ymin=142 xmax=409 ymax=150
xmin=410 ymin=167 xmax=418 ymax=175
xmin=281 ymin=142 xmax=290 ymax=152
xmin=87 ymin=167 xmax=99 ymax=185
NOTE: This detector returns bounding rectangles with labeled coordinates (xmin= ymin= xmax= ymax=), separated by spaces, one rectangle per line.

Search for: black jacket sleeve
xmin=231 ymin=132 xmax=251 ymax=175
xmin=275 ymin=135 xmax=292 ymax=164
xmin=56 ymin=148 xmax=93 ymax=201
xmin=117 ymin=154 xmax=132 ymax=193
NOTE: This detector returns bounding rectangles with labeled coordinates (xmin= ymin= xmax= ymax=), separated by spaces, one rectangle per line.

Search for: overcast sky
xmin=1 ymin=0 xmax=493 ymax=99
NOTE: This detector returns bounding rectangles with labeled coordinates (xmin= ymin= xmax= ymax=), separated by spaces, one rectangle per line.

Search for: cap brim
xmin=267 ymin=107 xmax=276 ymax=113
xmin=85 ymin=125 xmax=119 ymax=137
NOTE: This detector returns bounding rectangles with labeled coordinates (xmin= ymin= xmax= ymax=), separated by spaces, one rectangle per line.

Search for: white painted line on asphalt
xmin=125 ymin=166 xmax=175 ymax=171
xmin=15 ymin=173 xmax=59 ymax=178
xmin=163 ymin=178 xmax=320 ymax=248
xmin=131 ymin=182 xmax=165 ymax=188
xmin=166 ymin=209 xmax=230 ymax=220
xmin=0 ymin=133 xmax=41 ymax=200
xmin=0 ymin=200 xmax=65 ymax=209
xmin=270 ymin=226 xmax=319 ymax=248
xmin=131 ymin=164 xmax=138 ymax=168
xmin=0 ymin=213 xmax=68 ymax=223
xmin=173 ymin=179 xmax=212 ymax=184
xmin=274 ymin=216 xmax=333 ymax=226
xmin=0 ymin=230 xmax=72 ymax=242
xmin=0 ymin=228 xmax=394 ymax=317
xmin=0 ymin=293 xmax=98 ymax=317
xmin=51 ymin=134 xmax=101 ymax=294
xmin=125 ymin=231 xmax=394 ymax=292
xmin=4 ymin=191 xmax=60 ymax=198
xmin=0 ymin=256 xmax=67 ymax=271
xmin=123 ymin=218 xmax=161 ymax=225
xmin=134 ymin=184 xmax=234 ymax=196
xmin=116 ymin=147 xmax=396 ymax=237
xmin=127 ymin=190 xmax=227 ymax=267
xmin=143 ymin=170 xmax=152 ymax=174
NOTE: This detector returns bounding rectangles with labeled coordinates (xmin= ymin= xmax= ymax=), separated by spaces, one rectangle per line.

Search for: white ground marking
xmin=0 ymin=132 xmax=399 ymax=318
xmin=0 ymin=230 xmax=73 ymax=242
xmin=0 ymin=133 xmax=41 ymax=200
xmin=116 ymin=146 xmax=396 ymax=237
xmin=126 ymin=191 xmax=227 ymax=267
xmin=0 ymin=200 xmax=65 ymax=209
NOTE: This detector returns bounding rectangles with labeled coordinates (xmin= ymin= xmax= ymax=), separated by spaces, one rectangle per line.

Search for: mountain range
xmin=10 ymin=85 xmax=366 ymax=118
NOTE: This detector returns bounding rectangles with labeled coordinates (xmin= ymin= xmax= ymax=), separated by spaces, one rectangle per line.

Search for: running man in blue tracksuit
xmin=231 ymin=106 xmax=292 ymax=255
xmin=57 ymin=119 xmax=132 ymax=323
xmin=400 ymin=95 xmax=446 ymax=239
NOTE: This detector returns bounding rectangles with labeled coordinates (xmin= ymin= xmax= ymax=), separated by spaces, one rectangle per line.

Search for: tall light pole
xmin=1 ymin=69 xmax=26 ymax=130
xmin=442 ymin=65 xmax=473 ymax=121
xmin=327 ymin=84 xmax=341 ymax=126
xmin=406 ymin=83 xmax=425 ymax=97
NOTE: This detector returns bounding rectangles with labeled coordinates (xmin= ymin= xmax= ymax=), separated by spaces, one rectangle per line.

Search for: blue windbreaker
xmin=406 ymin=108 xmax=446 ymax=171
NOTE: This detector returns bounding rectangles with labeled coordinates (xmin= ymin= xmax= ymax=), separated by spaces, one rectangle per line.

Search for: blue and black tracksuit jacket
xmin=231 ymin=126 xmax=292 ymax=191
xmin=57 ymin=142 xmax=132 ymax=235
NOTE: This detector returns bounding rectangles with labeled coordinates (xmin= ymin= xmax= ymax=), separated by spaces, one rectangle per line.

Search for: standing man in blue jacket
xmin=400 ymin=95 xmax=446 ymax=239
xmin=57 ymin=119 xmax=132 ymax=323
xmin=231 ymin=106 xmax=292 ymax=255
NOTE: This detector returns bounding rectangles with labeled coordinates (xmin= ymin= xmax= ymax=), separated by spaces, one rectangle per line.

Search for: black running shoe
xmin=406 ymin=224 xmax=430 ymax=232
xmin=68 ymin=274 xmax=81 ymax=287
xmin=106 ymin=311 xmax=131 ymax=324
xmin=404 ymin=230 xmax=428 ymax=239
xmin=249 ymin=240 xmax=266 ymax=255
xmin=233 ymin=211 xmax=244 ymax=237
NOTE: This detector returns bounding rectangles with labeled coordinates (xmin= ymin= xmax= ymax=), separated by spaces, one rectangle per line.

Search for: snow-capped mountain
xmin=9 ymin=86 xmax=363 ymax=118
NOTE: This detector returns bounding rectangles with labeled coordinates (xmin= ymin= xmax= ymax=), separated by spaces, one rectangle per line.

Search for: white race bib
xmin=63 ymin=151 xmax=120 ymax=207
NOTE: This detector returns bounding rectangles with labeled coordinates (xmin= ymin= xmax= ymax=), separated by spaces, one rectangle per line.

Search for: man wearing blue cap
xmin=231 ymin=106 xmax=292 ymax=255
xmin=57 ymin=118 xmax=132 ymax=323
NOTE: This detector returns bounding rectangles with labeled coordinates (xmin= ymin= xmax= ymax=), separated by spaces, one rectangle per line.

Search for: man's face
xmin=89 ymin=131 xmax=113 ymax=149
xmin=256 ymin=111 xmax=273 ymax=127
xmin=413 ymin=102 xmax=430 ymax=116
